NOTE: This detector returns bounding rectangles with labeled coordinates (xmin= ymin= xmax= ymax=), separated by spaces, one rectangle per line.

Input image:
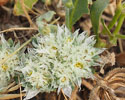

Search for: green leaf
xmin=13 ymin=0 xmax=38 ymax=16
xmin=8 ymin=38 xmax=14 ymax=47
xmin=36 ymin=11 xmax=57 ymax=35
xmin=36 ymin=11 xmax=55 ymax=23
xmin=90 ymin=0 xmax=109 ymax=36
xmin=66 ymin=0 xmax=89 ymax=30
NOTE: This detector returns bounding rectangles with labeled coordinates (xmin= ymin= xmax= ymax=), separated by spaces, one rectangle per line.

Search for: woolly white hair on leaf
xmin=20 ymin=25 xmax=104 ymax=98
xmin=0 ymin=34 xmax=20 ymax=89
xmin=24 ymin=89 xmax=40 ymax=100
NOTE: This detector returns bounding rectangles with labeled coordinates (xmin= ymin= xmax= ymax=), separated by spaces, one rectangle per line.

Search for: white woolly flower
xmin=0 ymin=35 xmax=20 ymax=89
xmin=20 ymin=49 xmax=53 ymax=92
xmin=21 ymin=25 xmax=104 ymax=99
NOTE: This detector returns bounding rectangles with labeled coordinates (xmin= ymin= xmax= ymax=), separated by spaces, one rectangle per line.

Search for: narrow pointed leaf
xmin=90 ymin=0 xmax=109 ymax=35
xmin=66 ymin=0 xmax=89 ymax=30
xmin=13 ymin=0 xmax=38 ymax=16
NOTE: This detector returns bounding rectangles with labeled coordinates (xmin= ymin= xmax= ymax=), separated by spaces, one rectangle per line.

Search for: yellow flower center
xmin=5 ymin=52 xmax=9 ymax=56
xmin=36 ymin=83 xmax=40 ymax=89
xmin=85 ymin=49 xmax=88 ymax=53
xmin=27 ymin=71 xmax=32 ymax=76
xmin=51 ymin=46 xmax=57 ymax=50
xmin=75 ymin=62 xmax=84 ymax=69
xmin=2 ymin=65 xmax=8 ymax=71
xmin=66 ymin=37 xmax=72 ymax=43
xmin=61 ymin=77 xmax=66 ymax=82
xmin=91 ymin=52 xmax=94 ymax=56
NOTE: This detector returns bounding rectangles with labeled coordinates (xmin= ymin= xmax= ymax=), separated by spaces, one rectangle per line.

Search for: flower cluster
xmin=0 ymin=35 xmax=20 ymax=89
xmin=0 ymin=26 xmax=104 ymax=99
xmin=19 ymin=25 xmax=104 ymax=98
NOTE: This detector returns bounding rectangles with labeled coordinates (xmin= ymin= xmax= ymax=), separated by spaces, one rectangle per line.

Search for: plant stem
xmin=110 ymin=13 xmax=125 ymax=45
xmin=20 ymin=0 xmax=36 ymax=28
xmin=116 ymin=34 xmax=125 ymax=39
xmin=108 ymin=6 xmax=122 ymax=29
xmin=101 ymin=19 xmax=113 ymax=39
xmin=113 ymin=13 xmax=125 ymax=35
xmin=61 ymin=89 xmax=68 ymax=100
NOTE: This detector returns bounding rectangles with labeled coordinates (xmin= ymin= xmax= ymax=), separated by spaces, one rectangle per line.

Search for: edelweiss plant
xmin=0 ymin=35 xmax=20 ymax=90
xmin=20 ymin=25 xmax=104 ymax=99
xmin=20 ymin=49 xmax=53 ymax=92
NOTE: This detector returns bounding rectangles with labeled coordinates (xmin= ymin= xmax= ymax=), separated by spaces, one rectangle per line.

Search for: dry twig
xmin=0 ymin=27 xmax=37 ymax=34
xmin=20 ymin=0 xmax=36 ymax=28
xmin=61 ymin=89 xmax=68 ymax=100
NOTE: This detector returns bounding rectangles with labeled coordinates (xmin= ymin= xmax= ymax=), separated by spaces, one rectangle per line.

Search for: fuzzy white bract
xmin=0 ymin=35 xmax=20 ymax=89
xmin=21 ymin=25 xmax=104 ymax=98
xmin=20 ymin=50 xmax=53 ymax=92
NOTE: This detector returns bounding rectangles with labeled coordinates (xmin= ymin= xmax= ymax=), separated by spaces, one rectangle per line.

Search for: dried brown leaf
xmin=104 ymin=68 xmax=125 ymax=80
xmin=101 ymin=52 xmax=115 ymax=66
xmin=80 ymin=19 xmax=92 ymax=35
xmin=0 ymin=0 xmax=8 ymax=6
xmin=89 ymin=68 xmax=125 ymax=100
xmin=104 ymin=0 xmax=116 ymax=16
xmin=116 ymin=52 xmax=125 ymax=66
